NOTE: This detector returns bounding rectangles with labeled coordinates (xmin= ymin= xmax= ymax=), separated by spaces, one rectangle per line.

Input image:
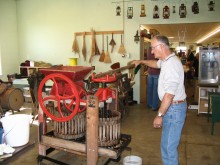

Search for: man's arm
xmin=158 ymin=93 xmax=174 ymax=115
xmin=153 ymin=93 xmax=174 ymax=128
xmin=132 ymin=60 xmax=158 ymax=68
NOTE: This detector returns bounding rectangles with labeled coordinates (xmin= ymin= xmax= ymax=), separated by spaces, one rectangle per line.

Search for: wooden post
xmin=86 ymin=95 xmax=99 ymax=165
xmin=38 ymin=101 xmax=47 ymax=156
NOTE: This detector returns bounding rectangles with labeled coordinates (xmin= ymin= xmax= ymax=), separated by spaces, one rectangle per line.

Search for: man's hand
xmin=153 ymin=116 xmax=163 ymax=129
xmin=130 ymin=60 xmax=141 ymax=67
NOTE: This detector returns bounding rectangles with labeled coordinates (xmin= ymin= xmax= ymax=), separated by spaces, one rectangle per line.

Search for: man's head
xmin=151 ymin=35 xmax=171 ymax=60
xmin=187 ymin=49 xmax=192 ymax=54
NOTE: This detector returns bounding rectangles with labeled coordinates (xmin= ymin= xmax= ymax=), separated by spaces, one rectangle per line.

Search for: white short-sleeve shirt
xmin=156 ymin=53 xmax=186 ymax=101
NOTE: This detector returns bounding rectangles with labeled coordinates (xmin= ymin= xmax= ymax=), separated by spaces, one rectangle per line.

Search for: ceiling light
xmin=140 ymin=25 xmax=145 ymax=30
xmin=196 ymin=27 xmax=220 ymax=43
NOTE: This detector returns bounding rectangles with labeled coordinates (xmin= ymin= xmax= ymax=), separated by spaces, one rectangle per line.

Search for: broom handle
xmin=102 ymin=34 xmax=104 ymax=50
xmin=106 ymin=36 xmax=108 ymax=52
xmin=121 ymin=34 xmax=122 ymax=44
xmin=94 ymin=64 xmax=135 ymax=78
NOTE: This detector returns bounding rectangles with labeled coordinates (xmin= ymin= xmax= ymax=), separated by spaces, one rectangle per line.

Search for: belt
xmin=172 ymin=100 xmax=185 ymax=104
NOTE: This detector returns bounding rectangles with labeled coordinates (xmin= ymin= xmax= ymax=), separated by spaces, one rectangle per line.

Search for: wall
xmin=1 ymin=0 xmax=220 ymax=102
xmin=0 ymin=0 xmax=19 ymax=80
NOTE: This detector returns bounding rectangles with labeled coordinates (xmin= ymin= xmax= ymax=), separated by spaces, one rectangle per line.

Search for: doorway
xmin=140 ymin=38 xmax=151 ymax=104
xmin=139 ymin=22 xmax=220 ymax=103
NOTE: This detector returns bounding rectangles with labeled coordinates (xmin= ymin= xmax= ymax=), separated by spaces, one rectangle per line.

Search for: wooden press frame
xmin=37 ymin=93 xmax=131 ymax=165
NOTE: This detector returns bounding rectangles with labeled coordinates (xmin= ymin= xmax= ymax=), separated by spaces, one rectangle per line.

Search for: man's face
xmin=151 ymin=39 xmax=162 ymax=59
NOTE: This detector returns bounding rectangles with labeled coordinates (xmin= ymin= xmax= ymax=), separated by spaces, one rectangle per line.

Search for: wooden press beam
xmin=94 ymin=64 xmax=135 ymax=79
xmin=75 ymin=30 xmax=124 ymax=36
xmin=86 ymin=95 xmax=99 ymax=165
xmin=41 ymin=135 xmax=118 ymax=159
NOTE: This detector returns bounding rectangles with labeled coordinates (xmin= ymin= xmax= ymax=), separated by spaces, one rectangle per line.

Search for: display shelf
xmin=198 ymin=86 xmax=218 ymax=115
xmin=200 ymin=97 xmax=208 ymax=99
xmin=20 ymin=66 xmax=49 ymax=77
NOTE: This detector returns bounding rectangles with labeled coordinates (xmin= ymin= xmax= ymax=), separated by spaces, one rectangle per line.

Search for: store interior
xmin=0 ymin=0 xmax=220 ymax=164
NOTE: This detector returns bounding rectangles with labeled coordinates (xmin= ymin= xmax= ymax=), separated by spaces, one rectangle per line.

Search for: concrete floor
xmin=2 ymin=81 xmax=220 ymax=165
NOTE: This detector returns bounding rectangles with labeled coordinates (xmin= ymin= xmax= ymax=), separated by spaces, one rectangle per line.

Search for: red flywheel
xmin=38 ymin=73 xmax=82 ymax=122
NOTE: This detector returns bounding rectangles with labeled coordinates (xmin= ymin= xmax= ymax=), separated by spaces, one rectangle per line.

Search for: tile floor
xmin=1 ymin=80 xmax=220 ymax=165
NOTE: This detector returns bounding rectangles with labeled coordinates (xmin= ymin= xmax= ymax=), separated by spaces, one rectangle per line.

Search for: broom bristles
xmin=72 ymin=37 xmax=79 ymax=54
xmin=118 ymin=44 xmax=126 ymax=55
xmin=95 ymin=41 xmax=100 ymax=55
xmin=104 ymin=51 xmax=111 ymax=63
xmin=99 ymin=50 xmax=105 ymax=62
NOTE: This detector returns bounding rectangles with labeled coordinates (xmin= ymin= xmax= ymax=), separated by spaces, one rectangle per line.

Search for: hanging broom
xmin=99 ymin=34 xmax=105 ymax=62
xmin=89 ymin=28 xmax=96 ymax=63
xmin=82 ymin=32 xmax=86 ymax=61
xmin=72 ymin=33 xmax=80 ymax=54
xmin=104 ymin=36 xmax=111 ymax=63
xmin=118 ymin=34 xmax=126 ymax=56
xmin=94 ymin=36 xmax=100 ymax=55
xmin=109 ymin=33 xmax=116 ymax=53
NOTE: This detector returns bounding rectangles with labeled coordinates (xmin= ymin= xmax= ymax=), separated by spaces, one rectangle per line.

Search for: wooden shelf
xmin=75 ymin=30 xmax=124 ymax=36
xmin=20 ymin=66 xmax=49 ymax=77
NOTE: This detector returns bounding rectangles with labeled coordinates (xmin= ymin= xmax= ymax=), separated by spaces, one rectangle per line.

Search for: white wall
xmin=0 ymin=0 xmax=19 ymax=80
xmin=1 ymin=0 xmax=220 ymax=102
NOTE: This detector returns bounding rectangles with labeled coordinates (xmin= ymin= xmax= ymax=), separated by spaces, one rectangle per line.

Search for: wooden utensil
xmin=89 ymin=28 xmax=96 ymax=63
xmin=118 ymin=34 xmax=126 ymax=56
xmin=99 ymin=34 xmax=105 ymax=62
xmin=94 ymin=37 xmax=100 ymax=55
xmin=72 ymin=34 xmax=79 ymax=54
xmin=82 ymin=32 xmax=86 ymax=61
xmin=104 ymin=36 xmax=111 ymax=63
xmin=109 ymin=33 xmax=116 ymax=53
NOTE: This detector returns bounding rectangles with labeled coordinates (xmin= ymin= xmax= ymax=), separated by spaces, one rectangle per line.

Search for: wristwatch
xmin=157 ymin=112 xmax=164 ymax=117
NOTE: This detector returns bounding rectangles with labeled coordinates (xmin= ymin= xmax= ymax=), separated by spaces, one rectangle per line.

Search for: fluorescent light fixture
xmin=196 ymin=27 xmax=220 ymax=43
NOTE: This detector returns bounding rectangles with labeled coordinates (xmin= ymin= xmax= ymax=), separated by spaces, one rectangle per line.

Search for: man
xmin=145 ymin=47 xmax=160 ymax=111
xmin=192 ymin=52 xmax=199 ymax=103
xmin=132 ymin=35 xmax=187 ymax=165
xmin=186 ymin=49 xmax=195 ymax=79
xmin=187 ymin=49 xmax=195 ymax=65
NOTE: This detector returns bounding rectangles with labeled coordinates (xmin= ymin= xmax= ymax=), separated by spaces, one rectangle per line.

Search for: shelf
xmin=200 ymin=97 xmax=208 ymax=99
xmin=20 ymin=66 xmax=48 ymax=69
xmin=20 ymin=66 xmax=49 ymax=77
xmin=74 ymin=30 xmax=124 ymax=36
xmin=198 ymin=86 xmax=218 ymax=115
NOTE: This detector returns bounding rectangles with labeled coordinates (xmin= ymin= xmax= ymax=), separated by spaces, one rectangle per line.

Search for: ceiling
xmin=142 ymin=22 xmax=220 ymax=45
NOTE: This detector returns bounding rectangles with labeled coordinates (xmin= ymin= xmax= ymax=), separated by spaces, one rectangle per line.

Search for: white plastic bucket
xmin=0 ymin=114 xmax=31 ymax=147
xmin=123 ymin=155 xmax=142 ymax=165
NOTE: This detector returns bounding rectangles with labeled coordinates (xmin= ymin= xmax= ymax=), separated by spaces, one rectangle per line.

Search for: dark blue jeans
xmin=147 ymin=74 xmax=159 ymax=109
